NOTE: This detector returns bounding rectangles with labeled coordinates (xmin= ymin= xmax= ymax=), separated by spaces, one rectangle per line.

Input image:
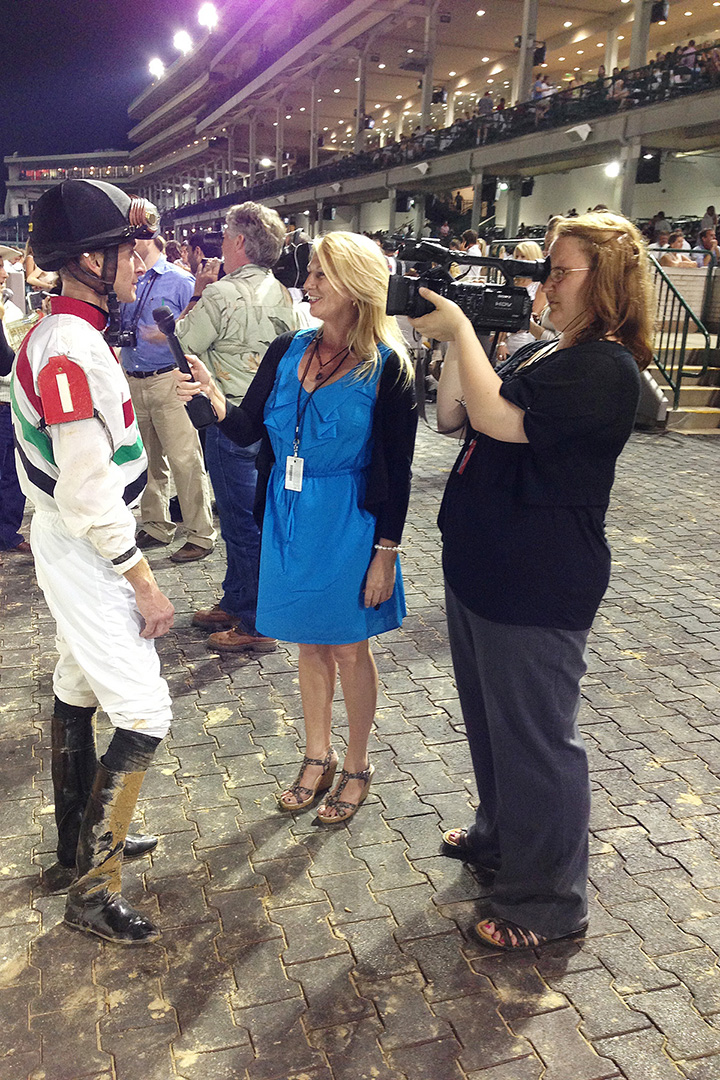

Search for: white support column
xmin=505 ymin=177 xmax=522 ymax=238
xmin=227 ymin=126 xmax=236 ymax=191
xmin=350 ymin=205 xmax=360 ymax=232
xmin=354 ymin=52 xmax=367 ymax=154
xmin=310 ymin=78 xmax=319 ymax=169
xmin=619 ymin=139 xmax=641 ymax=218
xmin=512 ymin=0 xmax=539 ymax=106
xmin=470 ymin=171 xmax=484 ymax=232
xmin=445 ymin=92 xmax=455 ymax=127
xmin=388 ymin=187 xmax=397 ymax=236
xmin=413 ymin=193 xmax=425 ymax=238
xmin=629 ymin=0 xmax=653 ymax=71
xmin=316 ymin=199 xmax=324 ymax=235
xmin=605 ymin=28 xmax=620 ymax=74
xmin=248 ymin=114 xmax=257 ymax=188
xmin=420 ymin=0 xmax=439 ymax=131
xmin=275 ymin=104 xmax=284 ymax=180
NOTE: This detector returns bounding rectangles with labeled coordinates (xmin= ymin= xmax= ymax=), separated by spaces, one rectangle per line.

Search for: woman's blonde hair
xmin=513 ymin=240 xmax=543 ymax=262
xmin=553 ymin=211 xmax=655 ymax=370
xmin=314 ymin=232 xmax=412 ymax=383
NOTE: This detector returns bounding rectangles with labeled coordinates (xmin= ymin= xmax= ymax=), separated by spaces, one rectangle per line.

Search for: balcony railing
xmin=162 ymin=48 xmax=720 ymax=226
xmin=15 ymin=166 xmax=138 ymax=182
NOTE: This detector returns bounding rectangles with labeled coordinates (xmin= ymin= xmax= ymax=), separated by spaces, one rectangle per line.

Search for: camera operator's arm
xmin=435 ymin=344 xmax=467 ymax=434
xmin=411 ymin=288 xmax=528 ymax=444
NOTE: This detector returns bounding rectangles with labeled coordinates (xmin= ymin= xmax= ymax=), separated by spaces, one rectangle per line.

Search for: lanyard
xmin=293 ymin=338 xmax=350 ymax=457
xmin=125 ymin=268 xmax=159 ymax=332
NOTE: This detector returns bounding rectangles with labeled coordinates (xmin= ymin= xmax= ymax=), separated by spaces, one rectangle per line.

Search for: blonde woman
xmin=177 ymin=232 xmax=417 ymax=822
xmin=493 ymin=240 xmax=547 ymax=364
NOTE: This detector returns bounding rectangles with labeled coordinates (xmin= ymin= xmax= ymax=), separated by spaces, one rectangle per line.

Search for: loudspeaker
xmin=482 ymin=178 xmax=497 ymax=203
xmin=636 ymin=152 xmax=661 ymax=185
xmin=521 ymin=177 xmax=535 ymax=197
xmin=533 ymin=44 xmax=546 ymax=66
xmin=650 ymin=1 xmax=669 ymax=24
xmin=322 ymin=206 xmax=335 ymax=221
xmin=395 ymin=193 xmax=411 ymax=213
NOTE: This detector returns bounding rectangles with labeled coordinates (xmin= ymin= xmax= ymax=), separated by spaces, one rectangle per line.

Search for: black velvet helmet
xmin=29 ymin=180 xmax=158 ymax=271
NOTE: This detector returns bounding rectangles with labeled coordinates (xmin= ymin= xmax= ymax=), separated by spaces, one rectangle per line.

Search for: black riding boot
xmin=51 ymin=696 xmax=158 ymax=867
xmin=64 ymin=728 xmax=161 ymax=944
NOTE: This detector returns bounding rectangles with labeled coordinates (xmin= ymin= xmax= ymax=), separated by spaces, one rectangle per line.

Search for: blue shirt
xmin=120 ymin=255 xmax=194 ymax=374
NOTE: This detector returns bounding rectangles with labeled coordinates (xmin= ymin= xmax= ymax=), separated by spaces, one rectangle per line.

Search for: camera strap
xmin=457 ymin=437 xmax=477 ymax=474
xmin=125 ymin=268 xmax=159 ymax=333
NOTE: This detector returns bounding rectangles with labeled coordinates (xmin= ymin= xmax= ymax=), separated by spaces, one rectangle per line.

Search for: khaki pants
xmin=126 ymin=369 xmax=215 ymax=548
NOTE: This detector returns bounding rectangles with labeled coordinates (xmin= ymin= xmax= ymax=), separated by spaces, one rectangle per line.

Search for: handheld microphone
xmin=152 ymin=307 xmax=218 ymax=429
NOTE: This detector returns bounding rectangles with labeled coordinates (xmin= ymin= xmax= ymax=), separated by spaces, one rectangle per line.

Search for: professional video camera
xmin=386 ymin=239 xmax=549 ymax=334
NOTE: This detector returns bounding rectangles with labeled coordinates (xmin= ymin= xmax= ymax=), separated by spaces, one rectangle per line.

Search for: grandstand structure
xmin=121 ymin=0 xmax=720 ymax=238
xmin=4 ymin=0 xmax=720 ymax=240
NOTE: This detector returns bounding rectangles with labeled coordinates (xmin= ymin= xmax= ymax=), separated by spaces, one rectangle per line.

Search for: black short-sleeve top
xmin=439 ymin=339 xmax=641 ymax=630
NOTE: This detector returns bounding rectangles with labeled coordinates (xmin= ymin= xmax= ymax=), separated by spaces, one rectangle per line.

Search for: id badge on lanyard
xmin=285 ymin=453 xmax=304 ymax=491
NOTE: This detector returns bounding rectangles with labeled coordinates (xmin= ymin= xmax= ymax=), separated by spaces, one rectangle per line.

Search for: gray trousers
xmin=445 ymin=582 xmax=591 ymax=937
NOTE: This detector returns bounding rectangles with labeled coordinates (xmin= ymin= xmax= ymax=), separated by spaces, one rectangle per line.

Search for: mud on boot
xmin=64 ymin=728 xmax=161 ymax=945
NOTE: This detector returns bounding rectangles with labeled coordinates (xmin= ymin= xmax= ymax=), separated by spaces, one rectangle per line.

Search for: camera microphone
xmin=151 ymin=307 xmax=218 ymax=430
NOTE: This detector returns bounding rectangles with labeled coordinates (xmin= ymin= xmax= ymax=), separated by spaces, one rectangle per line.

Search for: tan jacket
xmin=175 ymin=264 xmax=299 ymax=399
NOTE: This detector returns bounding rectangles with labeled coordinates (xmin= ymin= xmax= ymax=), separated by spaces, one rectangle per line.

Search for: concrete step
xmin=666 ymin=406 xmax=720 ymax=433
xmin=658 ymin=385 xmax=720 ymax=407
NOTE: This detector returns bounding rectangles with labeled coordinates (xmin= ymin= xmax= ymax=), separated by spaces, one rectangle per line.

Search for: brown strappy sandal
xmin=316 ymin=763 xmax=375 ymax=824
xmin=278 ymin=748 xmax=338 ymax=811
xmin=471 ymin=916 xmax=588 ymax=952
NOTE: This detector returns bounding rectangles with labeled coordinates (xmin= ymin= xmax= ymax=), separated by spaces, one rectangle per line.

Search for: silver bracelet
xmin=374 ymin=543 xmax=402 ymax=552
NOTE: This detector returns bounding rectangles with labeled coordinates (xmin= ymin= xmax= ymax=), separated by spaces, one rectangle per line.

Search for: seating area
xmin=162 ymin=37 xmax=720 ymax=228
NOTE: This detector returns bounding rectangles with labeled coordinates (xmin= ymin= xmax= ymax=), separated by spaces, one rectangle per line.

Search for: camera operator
xmin=186 ymin=231 xmax=223 ymax=278
xmin=409 ymin=211 xmax=654 ymax=952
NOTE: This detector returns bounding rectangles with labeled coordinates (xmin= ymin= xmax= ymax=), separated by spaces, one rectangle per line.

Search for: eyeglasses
xmin=546 ymin=266 xmax=591 ymax=283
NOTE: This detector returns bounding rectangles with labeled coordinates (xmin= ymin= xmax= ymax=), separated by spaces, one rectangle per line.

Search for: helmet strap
xmin=100 ymin=246 xmax=123 ymax=345
xmin=65 ymin=244 xmax=119 ymax=299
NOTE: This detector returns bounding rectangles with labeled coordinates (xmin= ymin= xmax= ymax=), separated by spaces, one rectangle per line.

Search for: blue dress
xmin=255 ymin=329 xmax=406 ymax=644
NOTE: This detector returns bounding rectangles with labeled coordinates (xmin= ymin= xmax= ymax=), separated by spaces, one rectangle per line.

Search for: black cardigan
xmin=218 ymin=331 xmax=418 ymax=543
xmin=0 ymin=322 xmax=14 ymax=376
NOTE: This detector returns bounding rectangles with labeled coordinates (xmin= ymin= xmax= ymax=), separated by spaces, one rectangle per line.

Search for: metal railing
xmin=162 ymin=45 xmax=720 ymax=227
xmin=649 ymin=257 xmax=710 ymax=408
xmin=484 ymin=242 xmax=712 ymax=412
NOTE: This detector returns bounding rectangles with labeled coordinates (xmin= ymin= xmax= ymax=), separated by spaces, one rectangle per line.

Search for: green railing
xmin=649 ymin=257 xmax=711 ymax=409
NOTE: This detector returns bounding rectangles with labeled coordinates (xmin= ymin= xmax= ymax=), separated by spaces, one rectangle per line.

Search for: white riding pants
xmin=31 ymin=509 xmax=172 ymax=739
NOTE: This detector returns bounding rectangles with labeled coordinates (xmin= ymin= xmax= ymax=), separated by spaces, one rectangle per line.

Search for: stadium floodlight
xmin=198 ymin=4 xmax=218 ymax=30
xmin=174 ymin=31 xmax=193 ymax=55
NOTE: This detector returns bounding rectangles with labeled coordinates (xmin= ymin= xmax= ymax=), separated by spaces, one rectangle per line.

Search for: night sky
xmin=0 ymin=0 xmax=203 ymax=159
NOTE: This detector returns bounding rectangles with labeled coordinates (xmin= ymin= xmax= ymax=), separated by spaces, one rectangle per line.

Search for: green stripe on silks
xmin=9 ymin=381 xmax=56 ymax=466
xmin=113 ymin=434 xmax=145 ymax=466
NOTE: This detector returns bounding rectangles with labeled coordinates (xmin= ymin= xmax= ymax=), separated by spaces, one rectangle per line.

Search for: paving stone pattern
xmin=2 ymin=426 xmax=720 ymax=1080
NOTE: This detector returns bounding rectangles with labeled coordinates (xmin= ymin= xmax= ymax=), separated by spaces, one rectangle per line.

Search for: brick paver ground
xmin=3 ymin=424 xmax=720 ymax=1080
